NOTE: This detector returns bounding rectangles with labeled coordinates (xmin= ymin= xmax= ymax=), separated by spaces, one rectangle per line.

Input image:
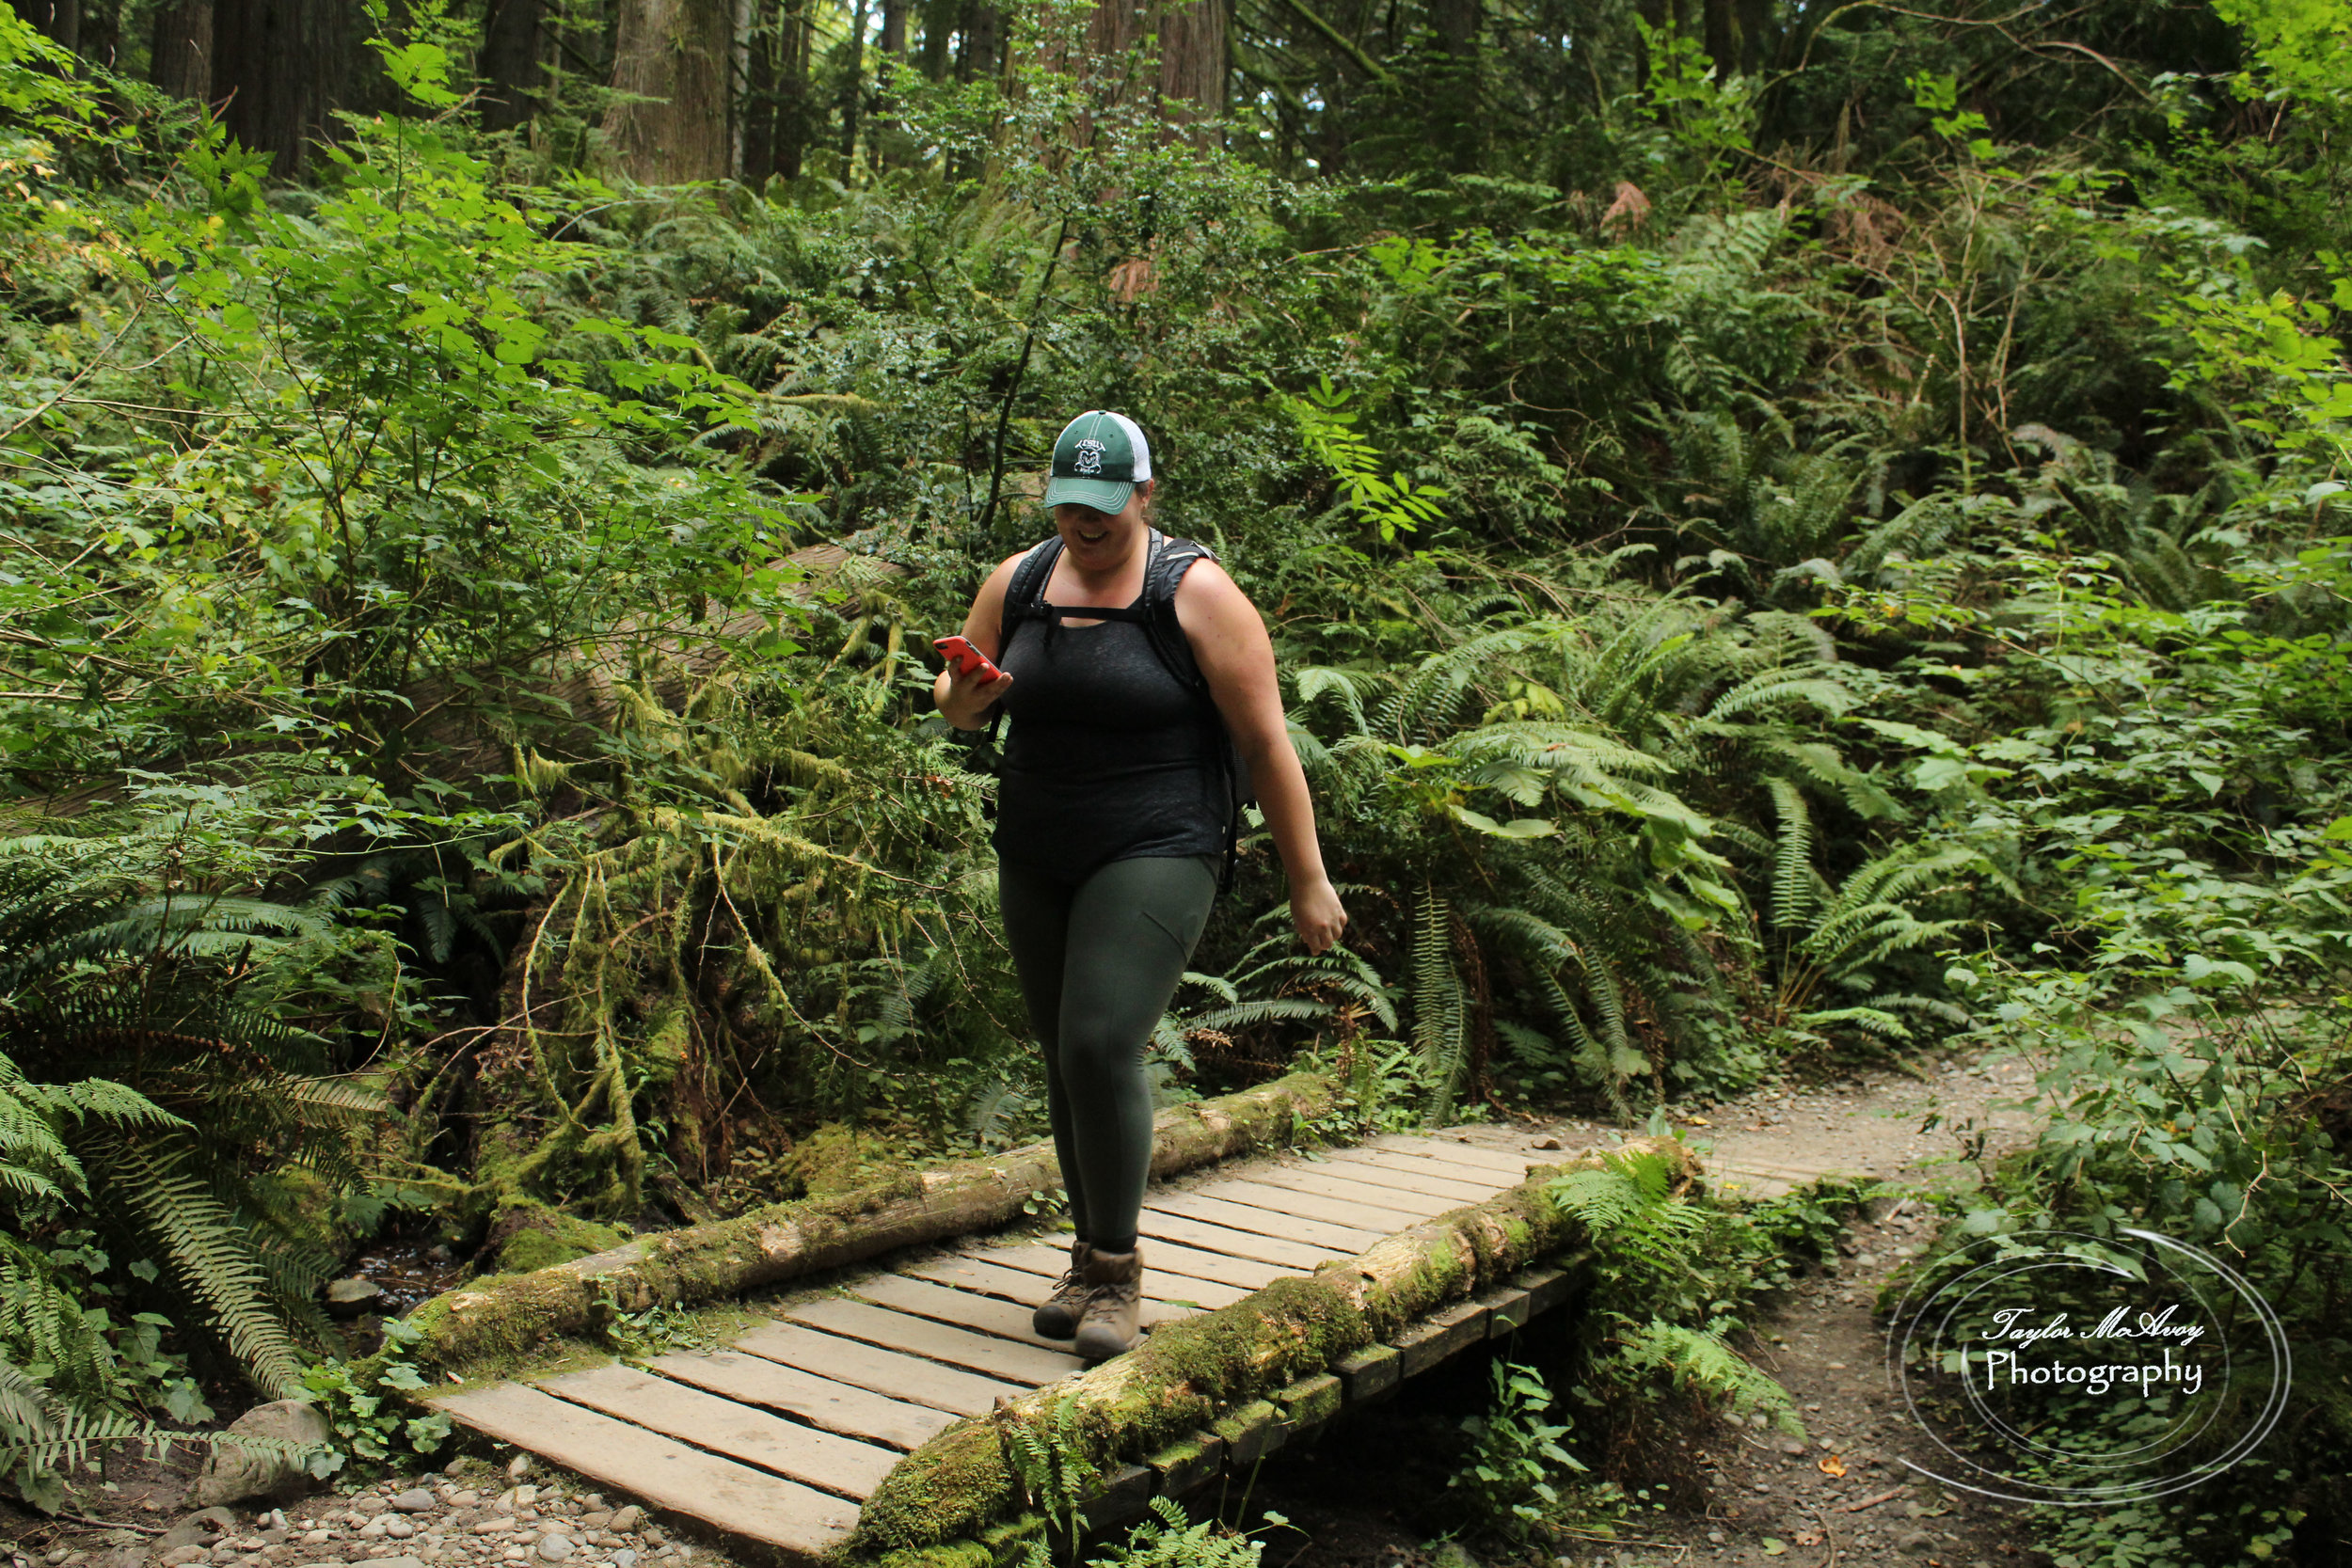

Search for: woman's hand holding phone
xmin=933 ymin=636 xmax=1013 ymax=730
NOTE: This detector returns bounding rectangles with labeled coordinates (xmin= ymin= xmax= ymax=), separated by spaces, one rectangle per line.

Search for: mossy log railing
xmin=398 ymin=1071 xmax=1335 ymax=1376
xmin=841 ymin=1135 xmax=1700 ymax=1567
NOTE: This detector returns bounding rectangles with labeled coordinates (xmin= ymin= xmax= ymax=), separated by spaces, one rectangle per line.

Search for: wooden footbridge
xmin=429 ymin=1131 xmax=1579 ymax=1558
xmin=416 ymin=1085 xmax=1827 ymax=1565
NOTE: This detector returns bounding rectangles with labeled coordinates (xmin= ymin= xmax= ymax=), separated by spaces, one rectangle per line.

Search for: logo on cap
xmin=1073 ymin=438 xmax=1106 ymax=476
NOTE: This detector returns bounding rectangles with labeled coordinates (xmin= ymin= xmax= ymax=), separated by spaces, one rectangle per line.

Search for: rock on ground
xmin=188 ymin=1402 xmax=333 ymax=1508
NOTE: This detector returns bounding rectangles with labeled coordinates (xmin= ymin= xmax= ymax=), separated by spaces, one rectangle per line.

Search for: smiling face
xmin=1051 ymin=480 xmax=1152 ymax=574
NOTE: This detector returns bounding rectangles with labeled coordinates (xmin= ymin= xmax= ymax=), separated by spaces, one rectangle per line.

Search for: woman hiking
xmin=933 ymin=410 xmax=1349 ymax=1364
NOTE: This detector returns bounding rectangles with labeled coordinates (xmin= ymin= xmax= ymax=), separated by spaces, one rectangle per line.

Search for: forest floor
xmin=1 ymin=1050 xmax=2056 ymax=1568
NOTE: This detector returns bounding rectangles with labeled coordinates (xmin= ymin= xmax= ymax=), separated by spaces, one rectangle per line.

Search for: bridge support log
xmin=395 ymin=1071 xmax=1335 ymax=1377
xmin=846 ymin=1135 xmax=1699 ymax=1563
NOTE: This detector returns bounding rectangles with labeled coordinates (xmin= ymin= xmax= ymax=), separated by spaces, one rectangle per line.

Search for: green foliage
xmin=298 ymin=1316 xmax=452 ymax=1476
xmin=1549 ymin=1148 xmax=1804 ymax=1435
xmin=997 ymin=1394 xmax=1101 ymax=1567
xmin=0 ymin=814 xmax=385 ymax=1401
xmin=1281 ymin=378 xmax=1450 ymax=544
xmin=593 ymin=1287 xmax=719 ymax=1362
xmin=1079 ymin=1497 xmax=1265 ymax=1568
xmin=1446 ymin=1360 xmax=1587 ymax=1544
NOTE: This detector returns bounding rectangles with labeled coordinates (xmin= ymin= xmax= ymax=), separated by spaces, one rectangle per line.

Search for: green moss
xmin=787 ymin=1122 xmax=879 ymax=1198
xmin=485 ymin=1199 xmax=631 ymax=1275
xmin=847 ymin=1425 xmax=1012 ymax=1553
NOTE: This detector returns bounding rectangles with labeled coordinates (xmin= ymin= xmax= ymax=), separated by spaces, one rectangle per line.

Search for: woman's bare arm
xmin=933 ymin=553 xmax=1024 ymax=730
xmin=1175 ymin=562 xmax=1348 ymax=952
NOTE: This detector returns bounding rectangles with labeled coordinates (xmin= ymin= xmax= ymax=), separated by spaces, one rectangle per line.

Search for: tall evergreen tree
xmin=604 ymin=0 xmax=736 ymax=181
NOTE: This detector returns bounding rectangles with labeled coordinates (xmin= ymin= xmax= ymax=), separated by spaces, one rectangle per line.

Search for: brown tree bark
xmin=479 ymin=0 xmax=545 ymax=132
xmin=1153 ymin=0 xmax=1225 ymax=142
xmin=740 ymin=0 xmax=779 ymax=180
xmin=603 ymin=0 xmax=735 ymax=182
xmin=774 ymin=0 xmax=812 ymax=178
xmin=212 ymin=0 xmax=355 ymax=176
xmin=150 ymin=0 xmax=213 ymax=102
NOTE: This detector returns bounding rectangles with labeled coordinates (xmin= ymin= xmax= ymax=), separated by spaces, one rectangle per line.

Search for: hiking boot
xmin=1031 ymin=1239 xmax=1093 ymax=1340
xmin=1073 ymin=1244 xmax=1143 ymax=1363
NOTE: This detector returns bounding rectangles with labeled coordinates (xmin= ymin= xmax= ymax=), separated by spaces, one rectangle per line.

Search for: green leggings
xmin=998 ymin=855 xmax=1219 ymax=1253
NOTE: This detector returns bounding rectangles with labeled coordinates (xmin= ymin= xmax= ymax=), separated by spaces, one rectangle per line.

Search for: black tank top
xmin=992 ymin=600 xmax=1230 ymax=879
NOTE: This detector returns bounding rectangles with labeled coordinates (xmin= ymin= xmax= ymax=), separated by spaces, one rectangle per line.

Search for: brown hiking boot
xmin=1073 ymin=1244 xmax=1143 ymax=1363
xmin=1031 ymin=1239 xmax=1093 ymax=1339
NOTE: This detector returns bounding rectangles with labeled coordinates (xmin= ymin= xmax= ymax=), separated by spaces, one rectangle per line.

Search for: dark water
xmin=342 ymin=1237 xmax=465 ymax=1312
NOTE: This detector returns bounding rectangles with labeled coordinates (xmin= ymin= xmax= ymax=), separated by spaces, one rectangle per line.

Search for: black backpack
xmin=977 ymin=529 xmax=1256 ymax=893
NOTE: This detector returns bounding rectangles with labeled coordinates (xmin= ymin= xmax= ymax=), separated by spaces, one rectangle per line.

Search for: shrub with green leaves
xmin=1447 ymin=1360 xmax=1589 ymax=1544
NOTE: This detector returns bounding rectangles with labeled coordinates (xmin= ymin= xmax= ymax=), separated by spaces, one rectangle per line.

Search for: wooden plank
xmin=433 ymin=1383 xmax=856 ymax=1557
xmin=645 ymin=1349 xmax=952 ymax=1451
xmin=1245 ymin=1166 xmax=1468 ymax=1215
xmin=1321 ymin=1147 xmax=1521 ymax=1189
xmin=852 ymin=1273 xmax=1074 ymax=1352
xmin=1333 ymin=1343 xmax=1400 ymax=1402
xmin=1133 ymin=1238 xmax=1290 ymax=1291
xmin=1145 ymin=1191 xmax=1388 ymax=1253
xmin=534 ymin=1363 xmax=896 ymax=1500
xmin=785 ymin=1297 xmax=1081 ymax=1386
xmin=901 ymin=1255 xmax=1200 ymax=1326
xmin=1372 ymin=1133 xmax=1537 ymax=1177
xmin=960 ymin=1242 xmax=1251 ymax=1309
xmin=733 ymin=1321 xmax=1027 ymax=1417
xmin=1136 ymin=1211 xmax=1347 ymax=1271
xmin=1196 ymin=1176 xmax=1433 ymax=1232
xmin=1394 ymin=1299 xmax=1489 ymax=1376
xmin=1317 ymin=1151 xmax=1515 ymax=1203
xmin=1145 ymin=1431 xmax=1225 ymax=1497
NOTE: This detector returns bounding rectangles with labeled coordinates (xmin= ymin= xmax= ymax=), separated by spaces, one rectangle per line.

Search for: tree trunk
xmin=836 ymin=0 xmax=868 ymax=162
xmin=212 ymin=0 xmax=351 ymax=176
xmin=1153 ymin=0 xmax=1225 ymax=143
xmin=774 ymin=0 xmax=811 ymax=178
xmin=150 ymin=0 xmax=213 ymax=102
xmin=24 ymin=0 xmax=79 ymax=55
xmin=915 ymin=0 xmax=954 ymax=80
xmin=479 ymin=0 xmax=545 ymax=132
xmin=390 ymin=1071 xmax=1338 ymax=1376
xmin=956 ymin=0 xmax=1000 ymax=84
xmin=603 ymin=0 xmax=735 ymax=182
xmin=866 ymin=0 xmax=904 ymax=167
xmin=740 ymin=0 xmax=778 ymax=180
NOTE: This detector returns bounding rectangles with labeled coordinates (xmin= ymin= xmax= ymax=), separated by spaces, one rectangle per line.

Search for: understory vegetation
xmin=2 ymin=0 xmax=2348 ymax=1560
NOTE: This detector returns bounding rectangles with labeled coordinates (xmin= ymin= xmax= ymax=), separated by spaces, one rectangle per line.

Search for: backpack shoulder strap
xmin=999 ymin=537 xmax=1063 ymax=636
xmin=1140 ymin=531 xmax=1217 ymax=697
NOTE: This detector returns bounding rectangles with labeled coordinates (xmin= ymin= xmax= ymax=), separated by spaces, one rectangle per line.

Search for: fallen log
xmin=395 ymin=1071 xmax=1335 ymax=1377
xmin=844 ymin=1134 xmax=1701 ymax=1563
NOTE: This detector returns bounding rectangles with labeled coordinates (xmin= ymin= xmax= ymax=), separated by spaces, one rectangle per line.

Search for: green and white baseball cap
xmin=1043 ymin=410 xmax=1152 ymax=514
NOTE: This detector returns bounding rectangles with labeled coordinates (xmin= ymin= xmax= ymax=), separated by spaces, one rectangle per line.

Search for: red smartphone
xmin=934 ymin=636 xmax=1004 ymax=683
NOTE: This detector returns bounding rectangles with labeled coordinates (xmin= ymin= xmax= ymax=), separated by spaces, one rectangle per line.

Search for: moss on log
xmin=396 ymin=1071 xmax=1334 ymax=1376
xmin=841 ymin=1134 xmax=1699 ymax=1560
